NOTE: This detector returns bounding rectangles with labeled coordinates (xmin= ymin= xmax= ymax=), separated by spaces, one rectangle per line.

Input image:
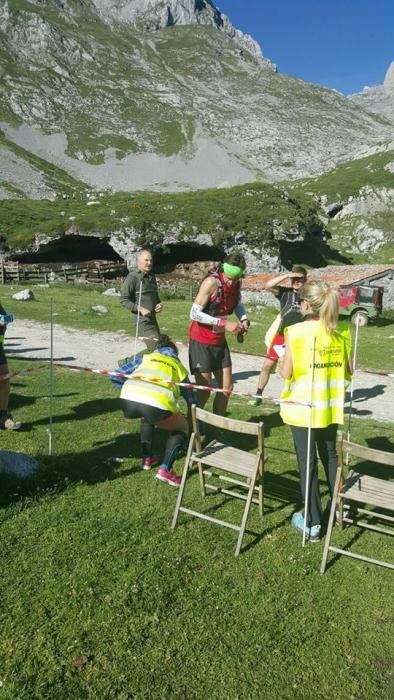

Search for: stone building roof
xmin=243 ymin=264 xmax=394 ymax=290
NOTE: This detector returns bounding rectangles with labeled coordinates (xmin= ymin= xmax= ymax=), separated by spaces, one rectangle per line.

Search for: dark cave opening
xmin=153 ymin=243 xmax=224 ymax=272
xmin=12 ymin=235 xmax=123 ymax=264
xmin=11 ymin=237 xmax=225 ymax=274
xmin=327 ymin=203 xmax=344 ymax=219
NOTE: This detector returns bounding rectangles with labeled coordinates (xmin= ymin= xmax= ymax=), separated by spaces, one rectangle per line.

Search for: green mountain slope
xmin=0 ymin=0 xmax=392 ymax=193
xmin=292 ymin=145 xmax=394 ymax=262
xmin=0 ymin=181 xmax=330 ymax=269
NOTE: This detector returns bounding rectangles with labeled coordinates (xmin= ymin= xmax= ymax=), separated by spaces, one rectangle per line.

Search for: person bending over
xmin=117 ymin=335 xmax=195 ymax=487
xmin=188 ymin=252 xmax=250 ymax=416
xmin=279 ymin=281 xmax=352 ymax=542
xmin=250 ymin=266 xmax=307 ymax=406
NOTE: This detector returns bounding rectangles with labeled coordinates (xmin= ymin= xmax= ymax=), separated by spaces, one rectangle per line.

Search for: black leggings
xmin=291 ymin=424 xmax=338 ymax=527
xmin=121 ymin=399 xmax=187 ymax=468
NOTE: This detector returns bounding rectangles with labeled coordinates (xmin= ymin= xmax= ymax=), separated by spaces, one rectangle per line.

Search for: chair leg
xmin=235 ymin=471 xmax=258 ymax=556
xmin=320 ymin=468 xmax=342 ymax=573
xmin=259 ymin=457 xmax=264 ymax=517
xmin=197 ymin=463 xmax=206 ymax=497
xmin=171 ymin=439 xmax=194 ymax=530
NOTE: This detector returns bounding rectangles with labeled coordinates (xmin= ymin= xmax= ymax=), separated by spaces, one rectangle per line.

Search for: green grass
xmin=0 ymin=181 xmax=322 ymax=255
xmin=293 ymin=149 xmax=394 ymax=204
xmin=1 ymin=283 xmax=393 ymax=373
xmin=0 ymin=356 xmax=393 ymax=699
xmin=290 ymin=148 xmax=394 ymax=262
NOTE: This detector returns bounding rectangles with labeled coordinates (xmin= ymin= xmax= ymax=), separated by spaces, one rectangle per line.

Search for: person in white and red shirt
xmin=188 ymin=252 xmax=250 ymax=416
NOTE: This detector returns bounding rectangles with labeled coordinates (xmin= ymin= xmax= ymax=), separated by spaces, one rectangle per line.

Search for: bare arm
xmin=264 ymin=271 xmax=305 ymax=294
xmin=279 ymin=340 xmax=293 ymax=380
xmin=190 ymin=278 xmax=242 ymax=334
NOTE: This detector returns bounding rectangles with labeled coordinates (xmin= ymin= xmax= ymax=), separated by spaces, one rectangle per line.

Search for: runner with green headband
xmin=222 ymin=262 xmax=246 ymax=280
xmin=188 ymin=252 xmax=250 ymax=416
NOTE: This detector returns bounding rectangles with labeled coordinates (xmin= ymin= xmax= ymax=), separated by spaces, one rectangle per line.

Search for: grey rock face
xmin=350 ymin=62 xmax=394 ymax=123
xmin=90 ymin=0 xmax=273 ymax=66
xmin=384 ymin=62 xmax=394 ymax=88
xmin=0 ymin=1 xmax=392 ymax=196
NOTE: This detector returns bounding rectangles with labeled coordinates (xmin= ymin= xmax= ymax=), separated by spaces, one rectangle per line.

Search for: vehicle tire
xmin=351 ymin=310 xmax=369 ymax=327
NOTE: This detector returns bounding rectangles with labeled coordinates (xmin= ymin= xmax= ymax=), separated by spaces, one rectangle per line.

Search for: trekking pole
xmin=303 ymin=335 xmax=316 ymax=547
xmin=48 ymin=297 xmax=54 ymax=456
xmin=346 ymin=317 xmax=360 ymax=462
xmin=133 ymin=280 xmax=143 ymax=360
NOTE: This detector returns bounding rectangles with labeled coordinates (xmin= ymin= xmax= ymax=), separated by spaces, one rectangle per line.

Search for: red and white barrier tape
xmin=51 ymin=361 xmax=310 ymax=406
xmin=137 ymin=335 xmax=270 ymax=360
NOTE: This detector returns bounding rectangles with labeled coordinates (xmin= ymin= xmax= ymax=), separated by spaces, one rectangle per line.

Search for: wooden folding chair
xmin=321 ymin=434 xmax=394 ymax=572
xmin=171 ymin=406 xmax=265 ymax=556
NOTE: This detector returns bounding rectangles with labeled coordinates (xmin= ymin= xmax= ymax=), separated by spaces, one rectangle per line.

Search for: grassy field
xmin=0 ymin=354 xmax=393 ymax=699
xmin=1 ymin=282 xmax=393 ymax=373
xmin=0 ymin=285 xmax=393 ymax=698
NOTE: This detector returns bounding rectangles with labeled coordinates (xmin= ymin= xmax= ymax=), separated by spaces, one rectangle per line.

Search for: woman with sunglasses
xmin=188 ymin=252 xmax=250 ymax=416
xmin=250 ymin=267 xmax=307 ymax=406
xmin=279 ymin=281 xmax=352 ymax=542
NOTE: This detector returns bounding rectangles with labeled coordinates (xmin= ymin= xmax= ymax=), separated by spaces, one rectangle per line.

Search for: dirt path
xmin=5 ymin=319 xmax=394 ymax=423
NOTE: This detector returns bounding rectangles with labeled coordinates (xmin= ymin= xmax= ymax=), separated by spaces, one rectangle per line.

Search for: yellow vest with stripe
xmin=280 ymin=320 xmax=351 ymax=428
xmin=120 ymin=352 xmax=188 ymax=413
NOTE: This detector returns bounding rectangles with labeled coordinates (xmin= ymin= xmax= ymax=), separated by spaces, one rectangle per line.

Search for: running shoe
xmin=291 ymin=512 xmax=321 ymax=542
xmin=155 ymin=466 xmax=181 ymax=487
xmin=141 ymin=457 xmax=159 ymax=471
xmin=0 ymin=411 xmax=21 ymax=431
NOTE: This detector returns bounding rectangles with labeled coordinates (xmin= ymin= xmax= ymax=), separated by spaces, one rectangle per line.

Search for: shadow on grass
xmin=373 ymin=315 xmax=394 ymax=328
xmin=0 ymin=430 xmax=142 ymax=510
xmin=28 ymin=398 xmax=121 ymax=427
xmin=322 ymin=527 xmax=365 ymax=572
xmin=232 ymin=370 xmax=260 ymax=381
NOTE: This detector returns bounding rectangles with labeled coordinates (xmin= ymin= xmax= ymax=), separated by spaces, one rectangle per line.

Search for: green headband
xmin=223 ymin=262 xmax=245 ymax=279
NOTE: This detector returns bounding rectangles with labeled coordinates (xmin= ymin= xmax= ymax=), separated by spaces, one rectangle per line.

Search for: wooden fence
xmin=0 ymin=261 xmax=127 ymax=286
xmin=0 ymin=260 xmax=201 ymax=298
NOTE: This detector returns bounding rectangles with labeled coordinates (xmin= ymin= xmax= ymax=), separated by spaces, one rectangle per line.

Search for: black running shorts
xmin=0 ymin=343 xmax=6 ymax=366
xmin=188 ymin=339 xmax=231 ymax=374
xmin=121 ymin=399 xmax=172 ymax=425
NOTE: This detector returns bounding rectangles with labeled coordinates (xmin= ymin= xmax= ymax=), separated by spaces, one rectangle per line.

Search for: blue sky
xmin=217 ymin=0 xmax=393 ymax=94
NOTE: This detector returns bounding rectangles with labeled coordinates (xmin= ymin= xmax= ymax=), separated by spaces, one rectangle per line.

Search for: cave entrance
xmin=153 ymin=243 xmax=224 ymax=276
xmin=12 ymin=235 xmax=123 ymax=264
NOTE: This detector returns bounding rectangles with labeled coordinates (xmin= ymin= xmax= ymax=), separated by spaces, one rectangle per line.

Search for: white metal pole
xmin=133 ymin=280 xmax=143 ymax=360
xmin=48 ymin=297 xmax=54 ymax=456
xmin=303 ymin=334 xmax=316 ymax=547
xmin=346 ymin=317 xmax=360 ymax=446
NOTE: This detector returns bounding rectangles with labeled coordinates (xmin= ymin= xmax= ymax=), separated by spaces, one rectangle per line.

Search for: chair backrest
xmin=191 ymin=405 xmax=264 ymax=453
xmin=338 ymin=433 xmax=394 ymax=468
xmin=192 ymin=406 xmax=264 ymax=437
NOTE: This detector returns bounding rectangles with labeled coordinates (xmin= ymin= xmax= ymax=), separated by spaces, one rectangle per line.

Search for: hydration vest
xmin=203 ymin=267 xmax=240 ymax=318
xmin=280 ymin=320 xmax=351 ymax=428
xmin=120 ymin=352 xmax=188 ymax=413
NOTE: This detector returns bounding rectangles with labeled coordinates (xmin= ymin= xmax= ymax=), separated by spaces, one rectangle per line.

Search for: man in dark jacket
xmin=120 ymin=249 xmax=162 ymax=354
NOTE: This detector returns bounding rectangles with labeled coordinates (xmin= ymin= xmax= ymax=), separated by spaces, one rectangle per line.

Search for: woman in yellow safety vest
xmin=279 ymin=281 xmax=352 ymax=542
xmin=118 ymin=335 xmax=196 ymax=487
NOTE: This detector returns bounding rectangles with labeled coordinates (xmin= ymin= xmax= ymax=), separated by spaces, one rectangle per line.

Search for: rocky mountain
xmin=292 ymin=143 xmax=394 ymax=262
xmin=350 ymin=62 xmax=394 ymax=123
xmin=0 ymin=0 xmax=393 ymax=198
xmin=89 ymin=0 xmax=272 ymax=66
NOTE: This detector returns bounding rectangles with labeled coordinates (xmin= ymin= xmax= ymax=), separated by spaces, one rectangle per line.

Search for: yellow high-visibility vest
xmin=280 ymin=320 xmax=351 ymax=428
xmin=120 ymin=352 xmax=188 ymax=413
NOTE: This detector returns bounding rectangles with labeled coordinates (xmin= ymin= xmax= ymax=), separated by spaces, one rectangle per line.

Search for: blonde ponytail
xmin=300 ymin=281 xmax=339 ymax=332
